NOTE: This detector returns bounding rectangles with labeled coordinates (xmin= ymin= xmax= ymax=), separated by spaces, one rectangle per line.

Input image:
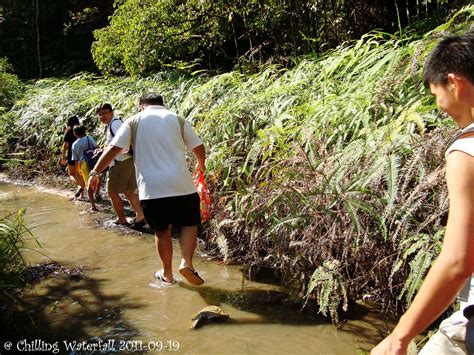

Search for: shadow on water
xmin=177 ymin=282 xmax=384 ymax=351
xmin=1 ymin=263 xmax=144 ymax=344
xmin=178 ymin=282 xmax=369 ymax=326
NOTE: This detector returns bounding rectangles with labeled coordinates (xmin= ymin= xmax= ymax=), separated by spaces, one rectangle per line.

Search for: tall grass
xmin=0 ymin=209 xmax=35 ymax=289
xmin=1 ymin=5 xmax=473 ymax=320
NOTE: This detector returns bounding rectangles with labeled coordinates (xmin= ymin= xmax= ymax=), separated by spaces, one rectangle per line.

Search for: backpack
xmin=83 ymin=136 xmax=104 ymax=171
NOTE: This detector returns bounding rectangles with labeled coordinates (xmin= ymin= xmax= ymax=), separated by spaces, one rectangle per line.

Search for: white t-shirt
xmin=110 ymin=105 xmax=203 ymax=200
xmin=107 ymin=116 xmax=131 ymax=163
xmin=446 ymin=122 xmax=474 ymax=310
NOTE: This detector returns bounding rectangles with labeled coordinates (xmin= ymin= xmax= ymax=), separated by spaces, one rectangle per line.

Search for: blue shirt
xmin=71 ymin=135 xmax=97 ymax=163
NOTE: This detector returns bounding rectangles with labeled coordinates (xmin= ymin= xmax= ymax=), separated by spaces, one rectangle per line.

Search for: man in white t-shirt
xmin=372 ymin=30 xmax=474 ymax=355
xmin=96 ymin=103 xmax=145 ymax=229
xmin=89 ymin=93 xmax=206 ymax=286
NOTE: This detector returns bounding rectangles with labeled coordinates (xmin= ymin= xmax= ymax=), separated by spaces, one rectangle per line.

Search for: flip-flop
xmin=113 ymin=220 xmax=131 ymax=227
xmin=154 ymin=270 xmax=175 ymax=285
xmin=179 ymin=267 xmax=204 ymax=285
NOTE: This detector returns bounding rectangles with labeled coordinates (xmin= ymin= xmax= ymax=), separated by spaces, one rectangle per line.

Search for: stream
xmin=0 ymin=180 xmax=388 ymax=354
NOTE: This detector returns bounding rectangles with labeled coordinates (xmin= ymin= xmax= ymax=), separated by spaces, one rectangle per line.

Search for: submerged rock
xmin=191 ymin=306 xmax=230 ymax=329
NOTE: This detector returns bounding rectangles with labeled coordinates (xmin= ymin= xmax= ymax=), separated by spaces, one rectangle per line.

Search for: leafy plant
xmin=394 ymin=230 xmax=444 ymax=306
xmin=304 ymin=260 xmax=348 ymax=324
xmin=0 ymin=57 xmax=22 ymax=109
xmin=0 ymin=209 xmax=37 ymax=289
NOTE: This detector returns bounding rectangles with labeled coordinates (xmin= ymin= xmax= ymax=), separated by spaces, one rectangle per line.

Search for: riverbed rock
xmin=191 ymin=306 xmax=230 ymax=329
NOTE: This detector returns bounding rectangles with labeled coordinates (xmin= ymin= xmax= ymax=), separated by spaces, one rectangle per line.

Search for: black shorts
xmin=141 ymin=193 xmax=201 ymax=232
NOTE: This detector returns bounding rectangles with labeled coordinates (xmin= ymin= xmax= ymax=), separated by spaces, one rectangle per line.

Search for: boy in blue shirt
xmin=71 ymin=124 xmax=98 ymax=211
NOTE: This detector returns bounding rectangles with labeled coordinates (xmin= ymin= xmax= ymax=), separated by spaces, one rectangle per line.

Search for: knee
xmin=155 ymin=229 xmax=172 ymax=240
xmin=124 ymin=190 xmax=138 ymax=199
xmin=108 ymin=191 xmax=121 ymax=200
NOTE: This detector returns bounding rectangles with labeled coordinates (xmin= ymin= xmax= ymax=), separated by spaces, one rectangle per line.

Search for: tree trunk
xmin=35 ymin=0 xmax=42 ymax=78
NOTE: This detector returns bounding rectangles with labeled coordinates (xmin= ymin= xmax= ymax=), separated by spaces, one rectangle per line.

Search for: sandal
xmin=179 ymin=267 xmax=204 ymax=285
xmin=74 ymin=187 xmax=84 ymax=198
xmin=129 ymin=219 xmax=146 ymax=230
xmin=154 ymin=270 xmax=175 ymax=285
xmin=113 ymin=220 xmax=131 ymax=227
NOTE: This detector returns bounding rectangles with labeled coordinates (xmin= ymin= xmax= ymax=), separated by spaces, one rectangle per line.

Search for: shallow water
xmin=0 ymin=181 xmax=388 ymax=354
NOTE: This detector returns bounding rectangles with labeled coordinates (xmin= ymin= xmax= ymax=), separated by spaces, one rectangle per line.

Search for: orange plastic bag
xmin=194 ymin=169 xmax=212 ymax=223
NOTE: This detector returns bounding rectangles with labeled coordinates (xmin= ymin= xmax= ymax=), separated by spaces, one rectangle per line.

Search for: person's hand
xmin=371 ymin=334 xmax=408 ymax=355
xmin=60 ymin=157 xmax=66 ymax=166
xmin=88 ymin=174 xmax=99 ymax=193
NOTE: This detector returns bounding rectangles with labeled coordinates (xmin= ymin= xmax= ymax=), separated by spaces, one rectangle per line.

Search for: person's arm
xmin=372 ymin=151 xmax=474 ymax=355
xmin=60 ymin=142 xmax=68 ymax=165
xmin=87 ymin=146 xmax=123 ymax=192
xmin=193 ymin=144 xmax=206 ymax=173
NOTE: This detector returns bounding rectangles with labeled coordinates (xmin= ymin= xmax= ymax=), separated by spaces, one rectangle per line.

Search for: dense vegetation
xmin=2 ymin=6 xmax=472 ymax=322
xmin=1 ymin=1 xmax=469 ymax=78
xmin=91 ymin=0 xmax=466 ymax=76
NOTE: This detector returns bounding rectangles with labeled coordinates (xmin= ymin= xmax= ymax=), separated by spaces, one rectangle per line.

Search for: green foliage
xmin=0 ymin=209 xmax=36 ymax=289
xmin=304 ymin=260 xmax=348 ymax=323
xmin=394 ymin=230 xmax=444 ymax=306
xmin=0 ymin=0 xmax=468 ymax=78
xmin=91 ymin=0 xmax=464 ymax=76
xmin=0 ymin=57 xmax=22 ymax=109
xmin=92 ymin=0 xmax=227 ymax=75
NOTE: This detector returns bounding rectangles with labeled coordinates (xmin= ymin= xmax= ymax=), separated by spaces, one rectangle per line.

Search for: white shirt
xmin=110 ymin=105 xmax=203 ymax=200
xmin=107 ymin=116 xmax=131 ymax=163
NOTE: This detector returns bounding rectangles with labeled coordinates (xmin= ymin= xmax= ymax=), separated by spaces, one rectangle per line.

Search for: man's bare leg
xmin=87 ymin=186 xmax=97 ymax=211
xmin=156 ymin=225 xmax=173 ymax=282
xmin=108 ymin=191 xmax=128 ymax=224
xmin=125 ymin=190 xmax=145 ymax=222
xmin=178 ymin=225 xmax=198 ymax=270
